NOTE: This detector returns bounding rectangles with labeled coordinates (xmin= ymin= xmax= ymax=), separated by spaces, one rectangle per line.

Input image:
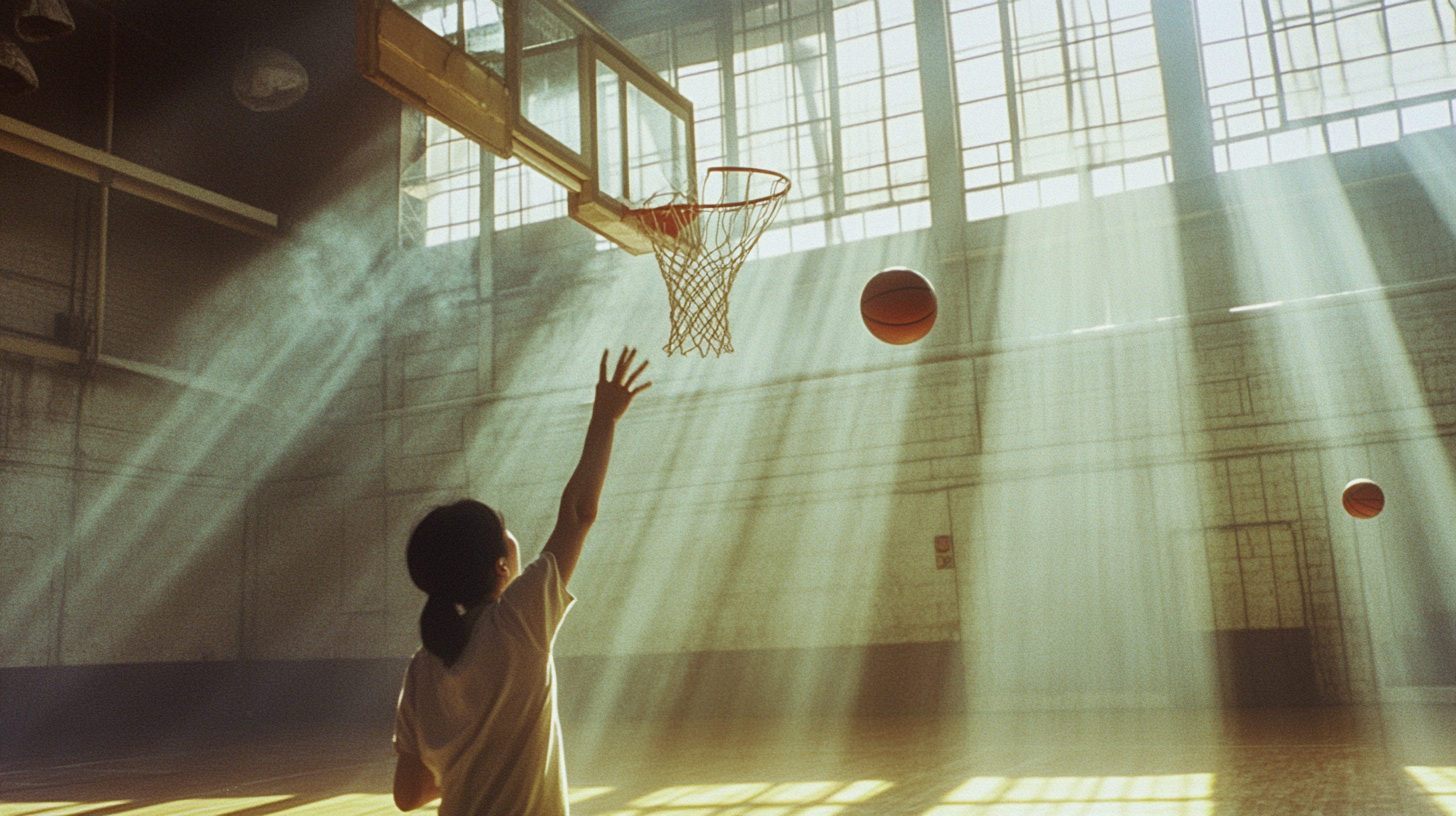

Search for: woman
xmin=393 ymin=347 xmax=650 ymax=815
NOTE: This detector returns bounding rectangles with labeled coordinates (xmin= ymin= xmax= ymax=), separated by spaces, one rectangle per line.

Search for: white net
xmin=625 ymin=167 xmax=790 ymax=357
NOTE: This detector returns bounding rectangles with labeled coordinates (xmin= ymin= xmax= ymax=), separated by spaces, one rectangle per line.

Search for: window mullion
xmin=911 ymin=0 xmax=967 ymax=241
xmin=998 ymin=0 xmax=1024 ymax=181
xmin=824 ymin=0 xmax=847 ymax=217
xmin=718 ymin=2 xmax=740 ymax=169
xmin=1259 ymin=0 xmax=1290 ymax=130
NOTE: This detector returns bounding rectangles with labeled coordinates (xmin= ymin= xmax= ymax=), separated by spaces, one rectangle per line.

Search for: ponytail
xmin=420 ymin=595 xmax=472 ymax=667
xmin=406 ymin=499 xmax=507 ymax=667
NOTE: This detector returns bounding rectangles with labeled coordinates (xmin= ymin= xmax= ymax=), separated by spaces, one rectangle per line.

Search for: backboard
xmin=357 ymin=0 xmax=696 ymax=255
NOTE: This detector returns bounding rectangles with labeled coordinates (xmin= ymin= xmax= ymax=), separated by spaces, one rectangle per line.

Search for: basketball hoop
xmin=626 ymin=167 xmax=790 ymax=357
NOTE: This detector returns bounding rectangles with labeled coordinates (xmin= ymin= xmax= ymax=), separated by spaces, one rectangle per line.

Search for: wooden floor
xmin=6 ymin=706 xmax=1456 ymax=814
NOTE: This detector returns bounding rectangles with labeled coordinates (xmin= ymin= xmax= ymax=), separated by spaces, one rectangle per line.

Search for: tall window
xmin=734 ymin=0 xmax=838 ymax=227
xmin=608 ymin=0 xmax=931 ymax=256
xmin=830 ymin=0 xmax=931 ymax=241
xmin=398 ymin=0 xmax=568 ymax=242
xmin=394 ymin=0 xmax=1456 ymax=248
xmin=614 ymin=24 xmax=728 ymax=251
xmin=677 ymin=26 xmax=729 ymax=173
xmin=426 ymin=120 xmax=482 ymax=246
xmin=400 ymin=113 xmax=482 ymax=248
xmin=396 ymin=0 xmax=504 ymax=247
xmin=734 ymin=0 xmax=932 ymax=255
xmin=493 ymin=158 xmax=568 ymax=230
xmin=626 ymin=20 xmax=728 ymax=182
xmin=1197 ymin=0 xmax=1456 ymax=170
xmin=950 ymin=0 xmax=1173 ymax=221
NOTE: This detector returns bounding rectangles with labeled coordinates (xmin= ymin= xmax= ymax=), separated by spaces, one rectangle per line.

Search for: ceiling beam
xmin=0 ymin=113 xmax=279 ymax=238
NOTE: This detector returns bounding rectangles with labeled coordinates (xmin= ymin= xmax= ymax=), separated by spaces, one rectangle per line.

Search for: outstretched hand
xmin=595 ymin=347 xmax=651 ymax=422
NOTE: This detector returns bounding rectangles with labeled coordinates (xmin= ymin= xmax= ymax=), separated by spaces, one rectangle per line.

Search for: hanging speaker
xmin=14 ymin=0 xmax=74 ymax=43
xmin=0 ymin=36 xmax=38 ymax=94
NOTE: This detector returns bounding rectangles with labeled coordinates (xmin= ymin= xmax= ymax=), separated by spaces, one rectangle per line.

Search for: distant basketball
xmin=1342 ymin=478 xmax=1384 ymax=519
xmin=861 ymin=267 xmax=937 ymax=345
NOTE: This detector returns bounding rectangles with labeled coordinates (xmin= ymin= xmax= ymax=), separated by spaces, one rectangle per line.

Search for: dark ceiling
xmin=0 ymin=0 xmax=392 ymax=215
xmin=0 ymin=0 xmax=717 ymax=218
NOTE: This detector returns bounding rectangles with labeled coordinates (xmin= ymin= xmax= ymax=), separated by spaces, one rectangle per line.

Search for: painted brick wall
xmin=7 ymin=127 xmax=1456 ymax=716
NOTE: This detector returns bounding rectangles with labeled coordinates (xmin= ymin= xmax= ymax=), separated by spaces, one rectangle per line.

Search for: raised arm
xmin=542 ymin=347 xmax=650 ymax=585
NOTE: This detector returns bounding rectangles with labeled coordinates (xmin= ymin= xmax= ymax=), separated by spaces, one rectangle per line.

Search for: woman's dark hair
xmin=406 ymin=499 xmax=506 ymax=666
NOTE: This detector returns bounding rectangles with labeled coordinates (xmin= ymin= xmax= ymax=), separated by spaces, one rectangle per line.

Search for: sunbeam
xmin=12 ymin=0 xmax=1456 ymax=813
xmin=1219 ymin=154 xmax=1456 ymax=695
xmin=10 ymin=127 xmax=441 ymax=669
xmin=967 ymin=185 xmax=1217 ymax=710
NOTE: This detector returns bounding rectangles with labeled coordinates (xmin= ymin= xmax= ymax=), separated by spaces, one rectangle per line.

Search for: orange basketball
xmin=861 ymin=267 xmax=937 ymax=345
xmin=1342 ymin=478 xmax=1385 ymax=519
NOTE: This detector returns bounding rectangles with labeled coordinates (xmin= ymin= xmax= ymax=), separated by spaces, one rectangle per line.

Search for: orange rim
xmin=625 ymin=166 xmax=791 ymax=221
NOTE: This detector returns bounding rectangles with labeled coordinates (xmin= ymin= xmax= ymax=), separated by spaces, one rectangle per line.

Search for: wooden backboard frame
xmin=356 ymin=0 xmax=513 ymax=157
xmin=357 ymin=0 xmax=695 ymax=255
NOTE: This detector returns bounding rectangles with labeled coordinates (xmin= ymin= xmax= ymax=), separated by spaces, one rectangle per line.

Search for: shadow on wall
xmin=0 ymin=658 xmax=407 ymax=758
xmin=1215 ymin=628 xmax=1318 ymax=708
xmin=556 ymin=642 xmax=967 ymax=720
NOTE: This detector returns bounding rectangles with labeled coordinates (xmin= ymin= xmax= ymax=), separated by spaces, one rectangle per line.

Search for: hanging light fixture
xmin=0 ymin=35 xmax=38 ymax=94
xmin=14 ymin=0 xmax=74 ymax=42
xmin=232 ymin=46 xmax=309 ymax=112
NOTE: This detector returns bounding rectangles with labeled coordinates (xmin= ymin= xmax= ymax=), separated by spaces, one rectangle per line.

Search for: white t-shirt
xmin=394 ymin=553 xmax=576 ymax=816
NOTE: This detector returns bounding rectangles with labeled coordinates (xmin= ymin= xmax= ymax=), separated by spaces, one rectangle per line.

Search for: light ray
xmin=971 ymin=185 xmax=1216 ymax=710
xmin=458 ymin=235 xmax=944 ymax=760
xmin=1406 ymin=766 xmax=1456 ymax=815
xmin=17 ymin=127 xmax=442 ymax=669
xmin=930 ymin=773 xmax=1215 ymax=816
xmin=0 ymin=803 xmax=131 ymax=816
xmin=1218 ymin=154 xmax=1456 ymax=694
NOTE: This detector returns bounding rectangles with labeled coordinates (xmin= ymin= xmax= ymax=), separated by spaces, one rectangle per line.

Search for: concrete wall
xmin=0 ymin=71 xmax=407 ymax=671
xmin=317 ymin=134 xmax=1456 ymax=713
xmin=7 ymin=115 xmax=1456 ymax=729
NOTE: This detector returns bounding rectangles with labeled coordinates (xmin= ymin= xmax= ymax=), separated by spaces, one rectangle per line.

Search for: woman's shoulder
xmin=403 ymin=645 xmax=436 ymax=677
xmin=506 ymin=552 xmax=563 ymax=594
xmin=491 ymin=552 xmax=574 ymax=647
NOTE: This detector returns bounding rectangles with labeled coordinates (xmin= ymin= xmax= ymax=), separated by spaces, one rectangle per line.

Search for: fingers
xmin=624 ymin=359 xmax=649 ymax=389
xmin=612 ymin=346 xmax=633 ymax=383
xmin=601 ymin=347 xmax=651 ymax=393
